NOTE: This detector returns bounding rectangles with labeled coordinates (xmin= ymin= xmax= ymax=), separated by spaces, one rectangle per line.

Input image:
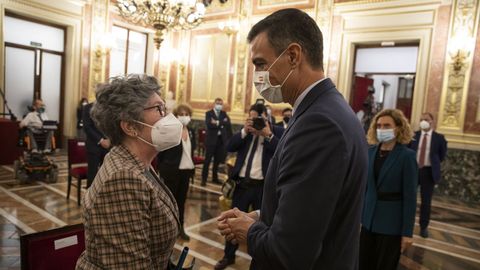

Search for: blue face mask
xmin=376 ymin=129 xmax=395 ymax=143
xmin=214 ymin=104 xmax=223 ymax=111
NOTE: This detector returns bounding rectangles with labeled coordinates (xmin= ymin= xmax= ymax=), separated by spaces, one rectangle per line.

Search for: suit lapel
xmin=150 ymin=168 xmax=181 ymax=227
xmin=211 ymin=110 xmax=218 ymax=120
xmin=377 ymin=144 xmax=403 ymax=188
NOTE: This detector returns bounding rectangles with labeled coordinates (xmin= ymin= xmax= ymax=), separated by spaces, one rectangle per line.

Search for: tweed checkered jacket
xmin=76 ymin=145 xmax=179 ymax=270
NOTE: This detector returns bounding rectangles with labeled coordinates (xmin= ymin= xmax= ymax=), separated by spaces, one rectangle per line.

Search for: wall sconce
xmin=218 ymin=18 xmax=239 ymax=36
xmin=95 ymin=34 xmax=114 ymax=58
xmin=448 ymin=27 xmax=475 ymax=73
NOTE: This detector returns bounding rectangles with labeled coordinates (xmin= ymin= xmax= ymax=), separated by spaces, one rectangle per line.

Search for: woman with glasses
xmin=157 ymin=104 xmax=196 ymax=241
xmin=76 ymin=74 xmax=183 ymax=270
xmin=360 ymin=109 xmax=418 ymax=270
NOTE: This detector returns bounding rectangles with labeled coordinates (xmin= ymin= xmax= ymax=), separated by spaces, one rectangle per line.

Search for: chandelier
xmin=116 ymin=0 xmax=207 ymax=49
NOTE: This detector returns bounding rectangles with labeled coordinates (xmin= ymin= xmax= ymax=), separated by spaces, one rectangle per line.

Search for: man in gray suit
xmin=217 ymin=8 xmax=368 ymax=270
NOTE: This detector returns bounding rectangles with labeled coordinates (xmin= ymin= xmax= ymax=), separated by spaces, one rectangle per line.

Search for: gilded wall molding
xmin=87 ymin=0 xmax=109 ymax=100
xmin=233 ymin=40 xmax=247 ymax=111
xmin=315 ymin=0 xmax=334 ymax=76
xmin=438 ymin=0 xmax=479 ymax=131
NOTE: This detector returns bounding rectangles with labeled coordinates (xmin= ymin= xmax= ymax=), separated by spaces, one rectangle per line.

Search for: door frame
xmin=3 ymin=13 xmax=66 ymax=146
xmin=336 ymin=28 xmax=432 ymax=128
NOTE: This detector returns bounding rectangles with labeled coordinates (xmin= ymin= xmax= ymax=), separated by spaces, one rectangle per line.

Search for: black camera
xmin=252 ymin=117 xmax=266 ymax=130
xmin=252 ymin=99 xmax=266 ymax=130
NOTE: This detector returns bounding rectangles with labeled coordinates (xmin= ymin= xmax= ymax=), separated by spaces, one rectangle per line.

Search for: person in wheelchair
xmin=19 ymin=99 xmax=54 ymax=153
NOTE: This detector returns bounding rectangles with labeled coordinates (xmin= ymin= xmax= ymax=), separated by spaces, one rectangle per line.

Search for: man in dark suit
xmin=215 ymin=103 xmax=284 ymax=270
xmin=201 ymin=98 xmax=232 ymax=186
xmin=83 ymin=102 xmax=110 ymax=188
xmin=409 ymin=112 xmax=447 ymax=238
xmin=275 ymin=107 xmax=292 ymax=129
xmin=217 ymin=8 xmax=368 ymax=270
xmin=264 ymin=105 xmax=276 ymax=125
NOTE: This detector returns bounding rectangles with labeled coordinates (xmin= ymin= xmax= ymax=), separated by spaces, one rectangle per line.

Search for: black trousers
xmin=224 ymin=181 xmax=264 ymax=260
xmin=86 ymin=150 xmax=107 ymax=188
xmin=359 ymin=227 xmax=401 ymax=270
xmin=202 ymin=138 xmax=226 ymax=182
xmin=161 ymin=166 xmax=193 ymax=225
xmin=419 ymin=167 xmax=434 ymax=229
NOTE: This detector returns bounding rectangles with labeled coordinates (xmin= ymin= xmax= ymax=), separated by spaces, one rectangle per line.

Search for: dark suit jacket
xmin=157 ymin=127 xmax=196 ymax=170
xmin=227 ymin=125 xmax=284 ymax=180
xmin=362 ymin=144 xmax=418 ymax=237
xmin=83 ymin=103 xmax=108 ymax=156
xmin=409 ymin=130 xmax=447 ymax=183
xmin=275 ymin=120 xmax=287 ymax=129
xmin=247 ymin=78 xmax=368 ymax=270
xmin=205 ymin=109 xmax=232 ymax=148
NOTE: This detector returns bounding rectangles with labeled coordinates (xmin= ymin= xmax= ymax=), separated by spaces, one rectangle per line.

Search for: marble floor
xmin=0 ymin=152 xmax=479 ymax=270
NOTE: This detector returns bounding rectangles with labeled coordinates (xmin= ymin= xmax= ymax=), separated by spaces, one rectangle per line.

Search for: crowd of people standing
xmin=73 ymin=8 xmax=448 ymax=270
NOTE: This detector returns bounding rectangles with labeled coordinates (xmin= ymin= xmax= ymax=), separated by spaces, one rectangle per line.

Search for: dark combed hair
xmin=282 ymin=107 xmax=292 ymax=114
xmin=247 ymin=8 xmax=324 ymax=70
xmin=250 ymin=103 xmax=266 ymax=115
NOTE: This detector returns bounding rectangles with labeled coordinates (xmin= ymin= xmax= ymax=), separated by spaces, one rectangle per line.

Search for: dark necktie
xmin=245 ymin=136 xmax=259 ymax=180
xmin=418 ymin=133 xmax=428 ymax=168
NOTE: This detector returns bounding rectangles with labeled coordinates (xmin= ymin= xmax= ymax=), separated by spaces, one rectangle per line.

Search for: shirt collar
xmin=421 ymin=129 xmax=433 ymax=136
xmin=292 ymin=77 xmax=327 ymax=115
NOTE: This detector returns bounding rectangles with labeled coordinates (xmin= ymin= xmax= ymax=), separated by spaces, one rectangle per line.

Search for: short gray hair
xmin=91 ymin=74 xmax=161 ymax=146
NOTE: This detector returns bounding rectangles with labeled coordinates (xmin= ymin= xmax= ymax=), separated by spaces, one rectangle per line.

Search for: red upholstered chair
xmin=190 ymin=128 xmax=206 ymax=184
xmin=67 ymin=139 xmax=88 ymax=206
xmin=20 ymin=224 xmax=85 ymax=270
xmin=197 ymin=128 xmax=206 ymax=157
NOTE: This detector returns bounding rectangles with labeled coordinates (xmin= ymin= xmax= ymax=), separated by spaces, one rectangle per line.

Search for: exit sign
xmin=30 ymin=41 xmax=42 ymax=47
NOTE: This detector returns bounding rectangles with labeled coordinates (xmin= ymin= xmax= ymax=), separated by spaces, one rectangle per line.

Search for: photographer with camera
xmin=214 ymin=100 xmax=284 ymax=270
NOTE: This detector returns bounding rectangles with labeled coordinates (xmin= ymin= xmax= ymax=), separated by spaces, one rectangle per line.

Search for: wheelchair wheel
xmin=13 ymin=160 xmax=20 ymax=178
xmin=17 ymin=169 xmax=29 ymax=184
xmin=46 ymin=167 xmax=59 ymax=183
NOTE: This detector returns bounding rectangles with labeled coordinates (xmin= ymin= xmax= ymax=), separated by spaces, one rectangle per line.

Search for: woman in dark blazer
xmin=157 ymin=104 xmax=196 ymax=240
xmin=360 ymin=109 xmax=418 ymax=270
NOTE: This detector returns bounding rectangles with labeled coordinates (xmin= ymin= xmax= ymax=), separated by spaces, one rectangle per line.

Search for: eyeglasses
xmin=143 ymin=104 xmax=166 ymax=117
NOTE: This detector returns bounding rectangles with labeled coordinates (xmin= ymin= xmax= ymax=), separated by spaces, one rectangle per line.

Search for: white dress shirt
xmin=417 ymin=129 xmax=432 ymax=167
xmin=179 ymin=134 xmax=195 ymax=170
xmin=239 ymin=129 xmax=264 ymax=180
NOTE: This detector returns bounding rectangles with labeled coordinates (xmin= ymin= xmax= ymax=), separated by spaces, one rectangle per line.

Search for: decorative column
xmin=87 ymin=0 xmax=110 ymax=100
xmin=315 ymin=0 xmax=334 ymax=76
xmin=228 ymin=0 xmax=249 ymax=122
xmin=438 ymin=0 xmax=479 ymax=133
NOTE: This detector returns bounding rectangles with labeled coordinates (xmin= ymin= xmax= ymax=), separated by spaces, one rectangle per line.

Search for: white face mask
xmin=253 ymin=48 xmax=294 ymax=103
xmin=419 ymin=120 xmax=430 ymax=130
xmin=134 ymin=113 xmax=183 ymax=152
xmin=214 ymin=104 xmax=223 ymax=111
xmin=376 ymin=129 xmax=396 ymax=143
xmin=178 ymin=115 xmax=191 ymax=126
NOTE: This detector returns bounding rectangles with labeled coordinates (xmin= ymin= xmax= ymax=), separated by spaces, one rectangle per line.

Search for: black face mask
xmin=283 ymin=116 xmax=290 ymax=123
